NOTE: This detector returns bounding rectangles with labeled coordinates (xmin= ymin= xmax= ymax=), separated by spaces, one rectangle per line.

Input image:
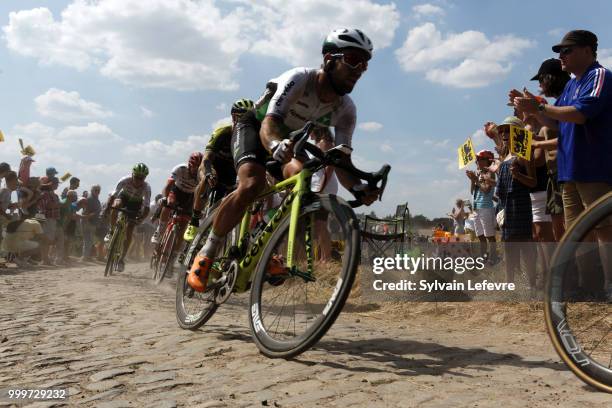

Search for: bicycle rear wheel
xmin=176 ymin=213 xmax=219 ymax=330
xmin=545 ymin=192 xmax=612 ymax=392
xmin=249 ymin=194 xmax=360 ymax=358
xmin=157 ymin=226 xmax=177 ymax=284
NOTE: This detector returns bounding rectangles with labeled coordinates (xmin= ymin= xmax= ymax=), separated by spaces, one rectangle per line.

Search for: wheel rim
xmin=546 ymin=193 xmax=612 ymax=391
xmin=252 ymin=198 xmax=357 ymax=349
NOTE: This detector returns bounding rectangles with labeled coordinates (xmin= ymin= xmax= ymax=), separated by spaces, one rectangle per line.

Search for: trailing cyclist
xmin=104 ymin=163 xmax=152 ymax=272
xmin=184 ymin=99 xmax=253 ymax=241
xmin=187 ymin=28 xmax=381 ymax=292
xmin=152 ymin=152 xmax=203 ymax=248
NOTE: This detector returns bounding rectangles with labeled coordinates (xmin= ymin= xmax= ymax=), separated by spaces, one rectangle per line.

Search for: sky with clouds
xmin=1 ymin=0 xmax=611 ymax=218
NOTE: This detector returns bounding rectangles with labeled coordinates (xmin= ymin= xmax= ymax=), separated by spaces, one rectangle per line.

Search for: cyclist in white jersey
xmin=104 ymin=163 xmax=152 ymax=271
xmin=151 ymin=152 xmax=202 ymax=244
xmin=188 ymin=28 xmax=381 ymax=292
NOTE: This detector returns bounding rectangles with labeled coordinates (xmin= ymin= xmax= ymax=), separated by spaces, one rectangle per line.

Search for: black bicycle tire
xmin=104 ymin=223 xmax=122 ymax=277
xmin=175 ymin=212 xmax=219 ymax=330
xmin=545 ymin=191 xmax=612 ymax=392
xmin=157 ymin=226 xmax=177 ymax=284
xmin=248 ymin=194 xmax=361 ymax=358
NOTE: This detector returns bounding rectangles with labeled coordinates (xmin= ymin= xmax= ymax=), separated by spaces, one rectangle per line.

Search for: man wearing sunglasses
xmin=103 ymin=163 xmax=152 ymax=272
xmin=513 ymin=29 xmax=612 ymax=298
xmin=188 ymin=28 xmax=381 ymax=292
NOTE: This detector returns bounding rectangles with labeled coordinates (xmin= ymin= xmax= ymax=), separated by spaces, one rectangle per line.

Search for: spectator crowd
xmin=453 ymin=29 xmax=611 ymax=298
xmin=0 ymin=159 xmax=112 ymax=268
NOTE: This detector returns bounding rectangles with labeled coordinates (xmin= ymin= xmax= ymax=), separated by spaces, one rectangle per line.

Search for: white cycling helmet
xmin=322 ymin=28 xmax=373 ymax=59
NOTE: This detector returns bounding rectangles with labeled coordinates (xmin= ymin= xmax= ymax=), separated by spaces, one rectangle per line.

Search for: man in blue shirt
xmin=514 ymin=29 xmax=611 ymax=297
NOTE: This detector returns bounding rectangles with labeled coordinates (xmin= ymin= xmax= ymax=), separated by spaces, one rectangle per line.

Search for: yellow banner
xmin=457 ymin=137 xmax=475 ymax=169
xmin=60 ymin=172 xmax=72 ymax=182
xmin=0 ymin=130 xmax=4 ymax=142
xmin=510 ymin=125 xmax=532 ymax=161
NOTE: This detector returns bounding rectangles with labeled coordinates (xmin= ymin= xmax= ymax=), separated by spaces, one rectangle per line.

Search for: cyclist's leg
xmin=173 ymin=190 xmax=194 ymax=252
xmin=119 ymin=200 xmax=142 ymax=262
xmin=188 ymin=111 xmax=267 ymax=291
xmin=153 ymin=193 xmax=173 ymax=243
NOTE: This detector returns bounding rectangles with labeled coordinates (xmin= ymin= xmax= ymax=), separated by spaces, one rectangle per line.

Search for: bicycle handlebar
xmin=289 ymin=122 xmax=392 ymax=208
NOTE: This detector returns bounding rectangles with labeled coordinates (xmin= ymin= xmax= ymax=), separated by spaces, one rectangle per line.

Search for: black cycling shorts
xmin=168 ymin=185 xmax=194 ymax=215
xmin=115 ymin=193 xmax=143 ymax=220
xmin=231 ymin=110 xmax=269 ymax=169
xmin=212 ymin=159 xmax=237 ymax=187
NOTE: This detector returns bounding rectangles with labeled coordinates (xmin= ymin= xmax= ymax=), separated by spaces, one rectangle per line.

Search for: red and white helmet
xmin=476 ymin=150 xmax=494 ymax=160
xmin=188 ymin=152 xmax=203 ymax=169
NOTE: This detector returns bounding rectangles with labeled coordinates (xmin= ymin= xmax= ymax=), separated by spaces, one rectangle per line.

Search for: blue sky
xmin=1 ymin=0 xmax=610 ymax=218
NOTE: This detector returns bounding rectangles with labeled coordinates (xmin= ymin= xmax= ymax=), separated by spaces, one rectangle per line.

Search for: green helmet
xmin=231 ymin=98 xmax=255 ymax=115
xmin=132 ymin=163 xmax=149 ymax=177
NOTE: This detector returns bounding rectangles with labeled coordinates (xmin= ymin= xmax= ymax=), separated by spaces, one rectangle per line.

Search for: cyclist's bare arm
xmin=162 ymin=178 xmax=174 ymax=198
xmin=260 ymin=115 xmax=289 ymax=154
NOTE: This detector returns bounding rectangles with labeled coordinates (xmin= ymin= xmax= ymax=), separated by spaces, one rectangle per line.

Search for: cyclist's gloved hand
xmin=271 ymin=139 xmax=293 ymax=163
xmin=204 ymin=165 xmax=217 ymax=187
xmin=190 ymin=210 xmax=202 ymax=227
xmin=350 ymin=183 xmax=380 ymax=206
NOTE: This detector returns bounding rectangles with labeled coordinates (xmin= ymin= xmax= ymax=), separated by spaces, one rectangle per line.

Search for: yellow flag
xmin=457 ymin=137 xmax=475 ymax=169
xmin=509 ymin=125 xmax=532 ymax=161
xmin=60 ymin=172 xmax=72 ymax=182
xmin=0 ymin=130 xmax=4 ymax=142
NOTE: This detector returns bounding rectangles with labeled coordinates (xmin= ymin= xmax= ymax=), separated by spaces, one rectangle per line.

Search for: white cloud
xmin=211 ymin=117 xmax=232 ymax=130
xmin=248 ymin=0 xmax=400 ymax=66
xmin=6 ymin=121 xmax=214 ymax=199
xmin=35 ymin=88 xmax=113 ymax=122
xmin=215 ymin=102 xmax=228 ymax=111
xmin=412 ymin=4 xmax=445 ymax=19
xmin=3 ymin=1 xmax=247 ymax=91
xmin=424 ymin=138 xmax=450 ymax=148
xmin=123 ymin=134 xmax=208 ymax=160
xmin=358 ymin=121 xmax=383 ymax=132
xmin=140 ymin=106 xmax=154 ymax=118
xmin=395 ymin=23 xmax=535 ymax=88
xmin=380 ymin=142 xmax=392 ymax=153
xmin=547 ymin=28 xmax=565 ymax=38
xmin=3 ymin=0 xmax=400 ymax=91
xmin=470 ymin=128 xmax=491 ymax=149
xmin=11 ymin=121 xmax=121 ymax=150
xmin=599 ymin=49 xmax=612 ymax=69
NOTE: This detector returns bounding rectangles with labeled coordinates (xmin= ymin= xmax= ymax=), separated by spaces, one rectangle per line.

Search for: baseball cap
xmin=552 ymin=30 xmax=598 ymax=53
xmin=46 ymin=167 xmax=58 ymax=176
xmin=531 ymin=58 xmax=567 ymax=81
xmin=497 ymin=116 xmax=525 ymax=129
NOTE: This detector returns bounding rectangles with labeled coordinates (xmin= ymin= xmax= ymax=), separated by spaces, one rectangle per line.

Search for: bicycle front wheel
xmin=157 ymin=226 xmax=177 ymax=284
xmin=545 ymin=191 xmax=612 ymax=392
xmin=249 ymin=194 xmax=360 ymax=358
xmin=104 ymin=225 xmax=122 ymax=277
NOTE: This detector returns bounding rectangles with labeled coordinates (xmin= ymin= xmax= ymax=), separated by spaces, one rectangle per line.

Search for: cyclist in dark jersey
xmin=184 ymin=99 xmax=253 ymax=241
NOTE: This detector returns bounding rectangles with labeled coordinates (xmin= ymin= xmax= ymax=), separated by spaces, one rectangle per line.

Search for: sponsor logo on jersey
xmin=275 ymin=81 xmax=296 ymax=107
xmin=316 ymin=112 xmax=332 ymax=126
xmin=289 ymin=109 xmax=308 ymax=122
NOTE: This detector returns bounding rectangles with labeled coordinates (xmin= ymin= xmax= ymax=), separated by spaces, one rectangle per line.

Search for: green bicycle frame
xmin=233 ymin=166 xmax=315 ymax=292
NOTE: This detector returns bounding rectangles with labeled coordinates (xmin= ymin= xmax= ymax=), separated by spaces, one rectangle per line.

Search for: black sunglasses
xmin=559 ymin=47 xmax=574 ymax=56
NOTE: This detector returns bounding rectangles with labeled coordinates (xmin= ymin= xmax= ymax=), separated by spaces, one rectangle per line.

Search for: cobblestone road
xmin=0 ymin=264 xmax=610 ymax=407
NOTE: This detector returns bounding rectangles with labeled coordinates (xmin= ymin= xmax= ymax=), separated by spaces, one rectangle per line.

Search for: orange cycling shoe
xmin=187 ymin=255 xmax=214 ymax=292
xmin=267 ymin=254 xmax=288 ymax=276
